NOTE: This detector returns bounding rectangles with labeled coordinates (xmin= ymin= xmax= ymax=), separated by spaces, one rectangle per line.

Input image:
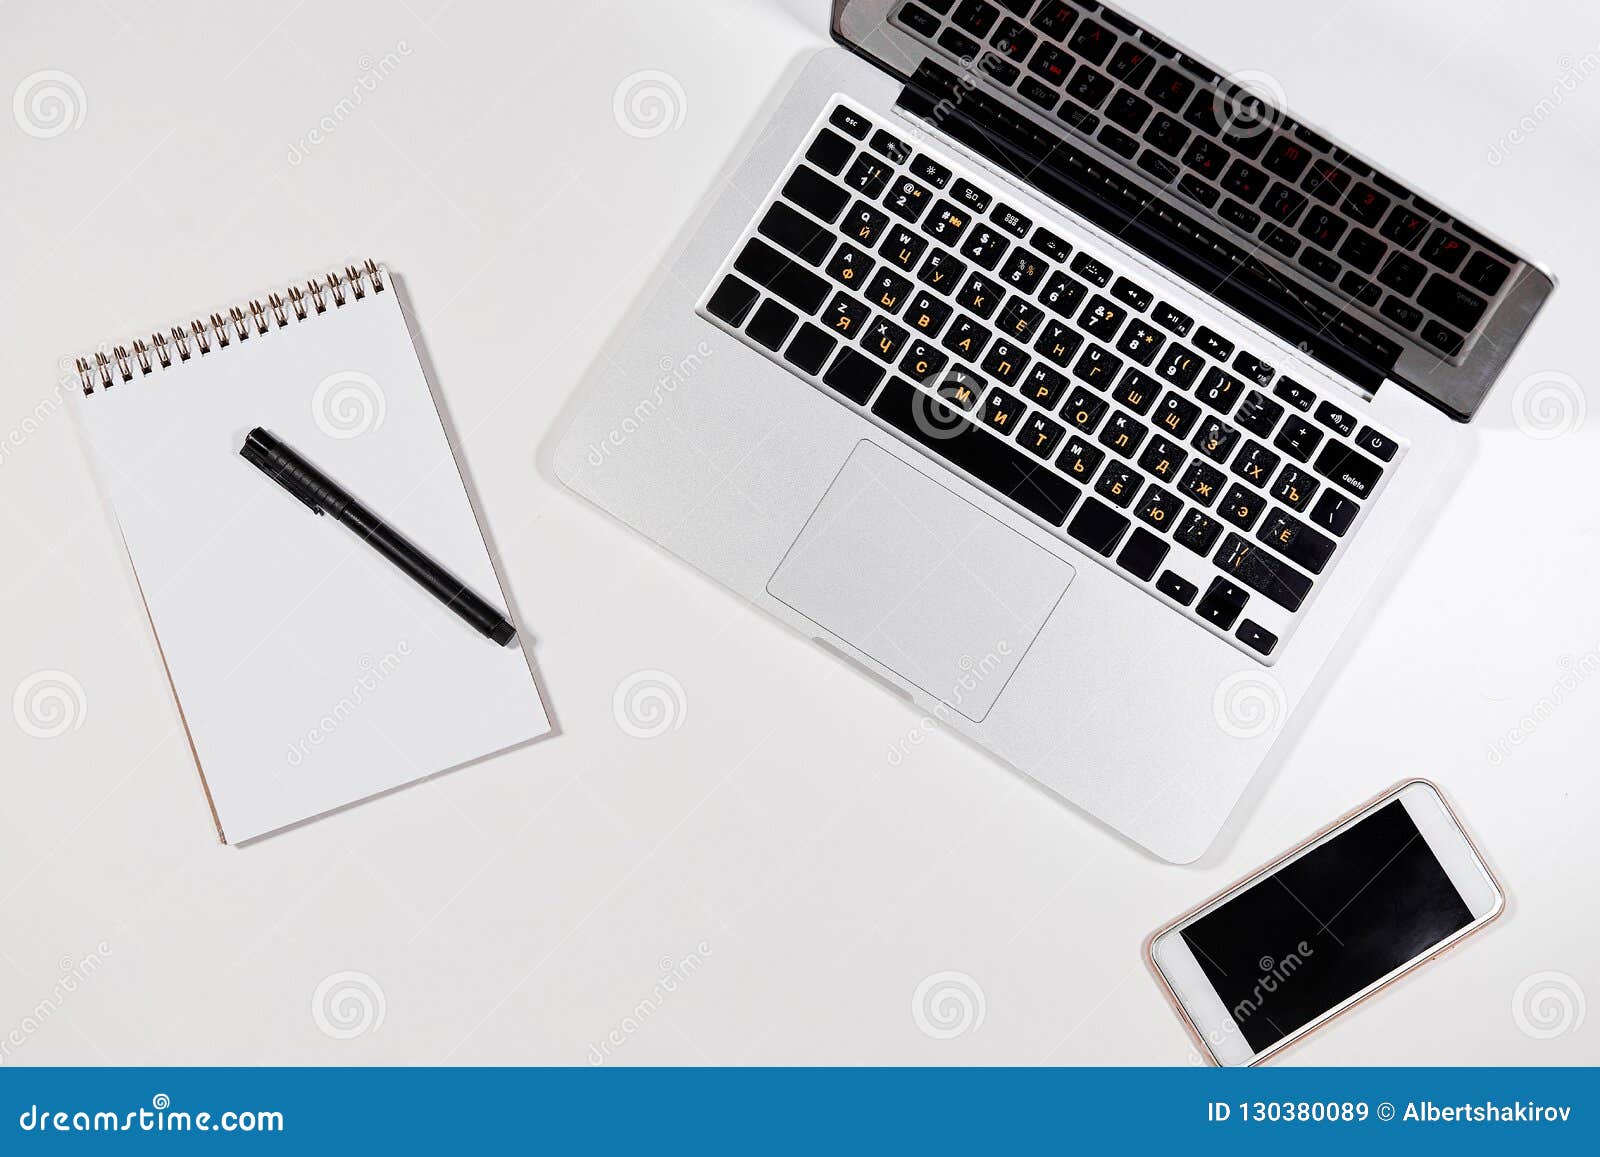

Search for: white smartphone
xmin=1147 ymin=780 xmax=1504 ymax=1066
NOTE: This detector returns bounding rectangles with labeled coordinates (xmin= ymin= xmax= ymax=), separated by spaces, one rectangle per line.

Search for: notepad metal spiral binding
xmin=74 ymin=259 xmax=386 ymax=396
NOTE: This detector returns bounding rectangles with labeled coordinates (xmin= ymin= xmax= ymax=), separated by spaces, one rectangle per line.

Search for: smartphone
xmin=1147 ymin=780 xmax=1504 ymax=1066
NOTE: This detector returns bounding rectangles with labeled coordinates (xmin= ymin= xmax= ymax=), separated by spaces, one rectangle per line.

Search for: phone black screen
xmin=1181 ymin=799 xmax=1474 ymax=1054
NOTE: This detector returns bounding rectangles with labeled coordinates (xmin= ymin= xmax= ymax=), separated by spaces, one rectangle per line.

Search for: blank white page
xmin=76 ymin=270 xmax=549 ymax=842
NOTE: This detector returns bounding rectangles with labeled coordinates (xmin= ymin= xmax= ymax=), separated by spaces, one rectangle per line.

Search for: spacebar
xmin=872 ymin=376 xmax=1079 ymax=526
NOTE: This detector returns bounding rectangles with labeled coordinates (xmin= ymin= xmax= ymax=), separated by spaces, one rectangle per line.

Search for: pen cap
xmin=240 ymin=427 xmax=346 ymax=515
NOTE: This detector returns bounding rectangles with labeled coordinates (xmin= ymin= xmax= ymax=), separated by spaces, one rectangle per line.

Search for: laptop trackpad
xmin=767 ymin=442 xmax=1074 ymax=722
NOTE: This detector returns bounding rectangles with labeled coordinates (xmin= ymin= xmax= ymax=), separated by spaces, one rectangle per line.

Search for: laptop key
xmin=822 ymin=292 xmax=869 ymax=339
xmin=1231 ymin=439 xmax=1280 ymax=488
xmin=1234 ymin=391 xmax=1282 ymax=438
xmin=805 ymin=128 xmax=854 ymax=176
xmin=784 ymin=323 xmax=837 ymax=375
xmin=1273 ymin=414 xmax=1322 ymax=462
xmin=981 ymin=387 xmax=1026 ymax=433
xmin=1067 ymin=496 xmax=1131 ymax=556
xmin=936 ymin=368 xmax=984 ymax=411
xmin=1215 ymin=533 xmax=1311 ymax=612
xmin=1217 ymin=482 xmax=1264 ymax=530
xmin=1313 ymin=441 xmax=1383 ymax=498
xmin=1157 ymin=570 xmax=1198 ymax=606
xmin=1309 ymin=489 xmax=1358 ymax=536
xmin=828 ymin=105 xmax=870 ymax=140
xmin=842 ymin=200 xmax=890 ymax=247
xmin=1135 ymin=484 xmax=1183 ymax=533
xmin=1095 ymin=461 xmax=1142 ymax=508
xmin=1021 ymin=363 xmax=1069 ymax=409
xmin=956 ymin=272 xmax=1005 ymax=318
xmin=866 ymin=269 xmax=912 ymax=313
xmin=862 ymin=316 xmax=910 ymax=362
xmin=706 ymin=275 xmax=760 ymax=327
xmin=1057 ymin=434 xmax=1105 ymax=481
xmin=1257 ymin=509 xmax=1335 ymax=574
xmin=783 ymin=165 xmax=851 ymax=222
xmin=1069 ymin=251 xmax=1114 ymax=286
xmin=1270 ymin=464 xmax=1318 ymax=512
xmin=991 ymin=203 xmax=1033 ymax=238
xmin=960 ymin=224 xmax=1011 ymax=270
xmin=1195 ymin=576 xmax=1249 ymax=629
xmin=1146 ymin=64 xmax=1194 ymax=112
xmin=1460 ymin=251 xmax=1511 ymax=296
xmin=905 ymin=291 xmax=953 ymax=337
xmin=884 ymin=176 xmax=933 ymax=223
xmin=1117 ymin=526 xmax=1170 ymax=580
xmin=1098 ymin=409 xmax=1147 ymax=458
xmin=759 ymin=202 xmax=835 ymax=264
xmin=872 ymin=376 xmax=1080 ymax=525
xmin=1153 ymin=392 xmax=1201 ymax=438
xmin=1039 ymin=270 xmax=1089 ymax=316
xmin=898 ymin=1 xmax=941 ymax=37
xmin=1113 ymin=368 xmax=1161 ymax=415
xmin=1355 ymin=425 xmax=1398 ymax=462
xmin=1176 ymin=509 xmax=1223 ymax=557
xmin=843 ymin=154 xmax=893 ymax=199
xmin=1235 ymin=619 xmax=1278 ymax=656
xmin=1031 ymin=0 xmax=1077 ymax=38
xmin=1196 ymin=366 xmax=1245 ymax=414
xmin=1420 ymin=319 xmax=1463 ymax=356
xmin=1137 ymin=432 xmax=1186 ymax=481
xmin=1417 ymin=275 xmax=1487 ymax=332
xmin=1178 ymin=459 xmax=1224 ymax=507
xmin=951 ymin=0 xmax=1000 ymax=38
xmin=950 ymin=178 xmax=991 ymax=214
xmin=1152 ymin=301 xmax=1192 ymax=336
xmin=822 ymin=348 xmax=885 ymax=404
xmin=1017 ymin=412 xmax=1066 ymax=458
xmin=734 ymin=239 xmax=831 ymax=313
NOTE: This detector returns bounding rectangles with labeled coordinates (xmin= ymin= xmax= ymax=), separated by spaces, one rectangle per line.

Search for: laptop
xmin=553 ymin=0 xmax=1552 ymax=861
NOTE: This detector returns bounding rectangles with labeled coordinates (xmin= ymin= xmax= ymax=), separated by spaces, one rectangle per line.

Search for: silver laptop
xmin=552 ymin=0 xmax=1552 ymax=861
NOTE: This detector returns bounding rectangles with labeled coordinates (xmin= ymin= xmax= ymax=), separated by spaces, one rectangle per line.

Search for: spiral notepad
xmin=73 ymin=262 xmax=550 ymax=843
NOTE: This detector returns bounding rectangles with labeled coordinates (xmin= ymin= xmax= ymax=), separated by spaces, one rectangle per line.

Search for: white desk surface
xmin=1 ymin=0 xmax=1595 ymax=1065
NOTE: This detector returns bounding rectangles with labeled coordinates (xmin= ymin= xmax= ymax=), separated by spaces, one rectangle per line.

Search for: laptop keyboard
xmin=696 ymin=100 xmax=1405 ymax=661
xmin=889 ymin=0 xmax=1522 ymax=362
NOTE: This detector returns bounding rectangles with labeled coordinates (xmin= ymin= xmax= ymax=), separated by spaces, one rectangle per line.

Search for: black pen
xmin=240 ymin=427 xmax=516 ymax=646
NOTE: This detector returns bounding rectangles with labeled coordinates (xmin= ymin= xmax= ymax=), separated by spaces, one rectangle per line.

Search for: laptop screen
xmin=829 ymin=0 xmax=1550 ymax=421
